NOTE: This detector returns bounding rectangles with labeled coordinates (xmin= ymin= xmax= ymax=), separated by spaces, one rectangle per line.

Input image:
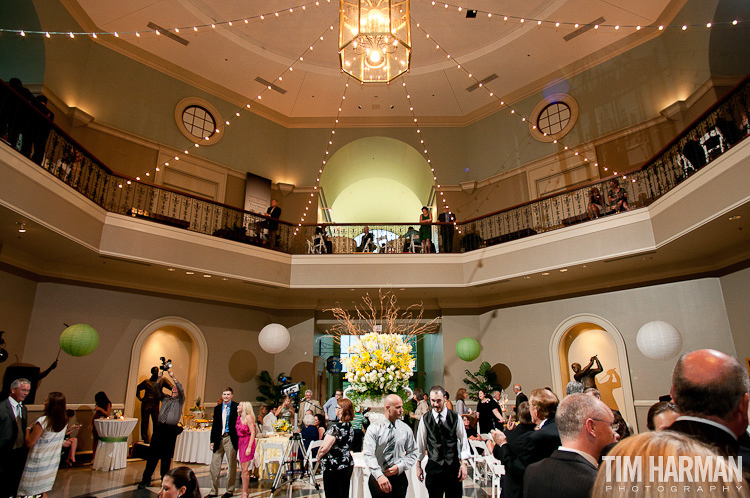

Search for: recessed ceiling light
xmin=542 ymin=272 xmax=550 ymax=276
xmin=186 ymin=271 xmax=194 ymax=275
xmin=222 ymin=277 xmax=229 ymax=281
xmin=729 ymin=215 xmax=741 ymax=221
xmin=203 ymin=274 xmax=211 ymax=278
xmin=524 ymin=276 xmax=531 ymax=279
xmin=399 ymin=288 xmax=406 ymax=291
xmin=560 ymin=269 xmax=568 ymax=272
xmin=167 ymin=268 xmax=175 ymax=272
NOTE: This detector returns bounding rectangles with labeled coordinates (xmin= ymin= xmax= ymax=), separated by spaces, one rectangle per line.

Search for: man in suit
xmin=297 ymin=389 xmax=323 ymax=422
xmin=208 ymin=387 xmax=239 ymax=498
xmin=416 ymin=386 xmax=471 ymax=498
xmin=264 ymin=199 xmax=281 ymax=248
xmin=668 ymin=349 xmax=750 ymax=473
xmin=513 ymin=384 xmax=527 ymax=415
xmin=364 ymin=394 xmax=418 ymax=498
xmin=523 ymin=394 xmax=616 ymax=498
xmin=0 ymin=378 xmax=30 ymax=498
xmin=437 ymin=206 xmax=456 ymax=253
xmin=491 ymin=388 xmax=560 ymax=498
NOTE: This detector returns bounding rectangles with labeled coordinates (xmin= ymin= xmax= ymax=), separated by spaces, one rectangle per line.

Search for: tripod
xmin=270 ymin=432 xmax=321 ymax=498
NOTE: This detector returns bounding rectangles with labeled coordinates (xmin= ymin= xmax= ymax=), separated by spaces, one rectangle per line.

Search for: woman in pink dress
xmin=235 ymin=401 xmax=257 ymax=498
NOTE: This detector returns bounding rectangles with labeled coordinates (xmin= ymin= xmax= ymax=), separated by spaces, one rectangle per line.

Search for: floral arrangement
xmin=273 ymin=419 xmax=292 ymax=433
xmin=189 ymin=397 xmax=204 ymax=412
xmin=343 ymin=332 xmax=416 ymax=404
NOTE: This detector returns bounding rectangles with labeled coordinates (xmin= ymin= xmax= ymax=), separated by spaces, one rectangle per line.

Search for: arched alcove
xmin=124 ymin=317 xmax=208 ymax=441
xmin=550 ymin=314 xmax=637 ymax=433
xmin=321 ymin=137 xmax=434 ymax=223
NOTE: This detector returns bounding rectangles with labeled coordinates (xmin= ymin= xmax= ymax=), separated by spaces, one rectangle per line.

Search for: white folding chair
xmin=469 ymin=439 xmax=491 ymax=485
xmin=305 ymin=440 xmax=324 ymax=484
xmin=261 ymin=442 xmax=285 ymax=480
xmin=408 ymin=235 xmax=422 ymax=253
xmin=486 ymin=457 xmax=505 ymax=498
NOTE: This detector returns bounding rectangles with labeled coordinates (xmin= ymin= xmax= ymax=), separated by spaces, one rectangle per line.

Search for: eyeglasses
xmin=591 ymin=418 xmax=619 ymax=432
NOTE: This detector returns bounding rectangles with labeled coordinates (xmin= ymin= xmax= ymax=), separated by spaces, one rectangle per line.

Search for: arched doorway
xmin=550 ymin=314 xmax=637 ymax=433
xmin=124 ymin=317 xmax=208 ymax=442
xmin=321 ymin=137 xmax=435 ymax=223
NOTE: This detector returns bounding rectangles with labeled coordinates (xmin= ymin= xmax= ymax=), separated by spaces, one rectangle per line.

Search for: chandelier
xmin=339 ymin=0 xmax=411 ymax=83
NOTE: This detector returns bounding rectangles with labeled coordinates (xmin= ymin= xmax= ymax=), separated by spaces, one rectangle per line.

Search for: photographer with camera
xmin=139 ymin=358 xmax=185 ymax=489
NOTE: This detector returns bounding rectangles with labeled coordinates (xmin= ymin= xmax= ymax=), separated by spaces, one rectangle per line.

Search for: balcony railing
xmin=1 ymin=76 xmax=748 ymax=255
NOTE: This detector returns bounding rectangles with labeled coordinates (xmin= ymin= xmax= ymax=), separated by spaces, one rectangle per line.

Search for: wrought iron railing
xmin=1 ymin=75 xmax=748 ymax=255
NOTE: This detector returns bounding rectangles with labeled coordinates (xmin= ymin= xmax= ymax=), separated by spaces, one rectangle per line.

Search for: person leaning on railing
xmin=607 ymin=180 xmax=629 ymax=213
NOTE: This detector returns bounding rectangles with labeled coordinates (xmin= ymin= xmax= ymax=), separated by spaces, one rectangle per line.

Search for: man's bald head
xmin=672 ymin=349 xmax=749 ymax=421
xmin=384 ymin=394 xmax=404 ymax=422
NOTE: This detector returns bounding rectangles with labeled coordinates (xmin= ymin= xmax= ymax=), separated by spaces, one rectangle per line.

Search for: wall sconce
xmin=16 ymin=222 xmax=26 ymax=233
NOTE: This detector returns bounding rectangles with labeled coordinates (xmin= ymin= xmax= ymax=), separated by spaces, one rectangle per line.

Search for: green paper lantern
xmin=455 ymin=337 xmax=481 ymax=362
xmin=60 ymin=324 xmax=99 ymax=357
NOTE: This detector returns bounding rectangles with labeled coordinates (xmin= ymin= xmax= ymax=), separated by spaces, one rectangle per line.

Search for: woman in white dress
xmin=17 ymin=392 xmax=68 ymax=498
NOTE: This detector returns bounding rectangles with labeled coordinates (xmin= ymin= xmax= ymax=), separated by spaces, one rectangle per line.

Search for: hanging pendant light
xmin=339 ymin=0 xmax=411 ymax=83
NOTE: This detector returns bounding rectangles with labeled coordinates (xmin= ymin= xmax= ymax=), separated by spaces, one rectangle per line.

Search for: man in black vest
xmin=416 ymin=386 xmax=471 ymax=498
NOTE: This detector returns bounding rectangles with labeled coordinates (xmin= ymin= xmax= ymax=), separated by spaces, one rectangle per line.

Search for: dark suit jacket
xmin=0 ymin=397 xmax=26 ymax=453
xmin=515 ymin=392 xmax=528 ymax=413
xmin=524 ymin=450 xmax=597 ymax=498
xmin=494 ymin=417 xmax=561 ymax=498
xmin=668 ymin=418 xmax=750 ymax=476
xmin=210 ymin=401 xmax=239 ymax=450
xmin=493 ymin=423 xmax=536 ymax=498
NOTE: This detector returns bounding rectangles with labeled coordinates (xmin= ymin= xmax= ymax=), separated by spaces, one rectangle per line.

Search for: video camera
xmin=281 ymin=381 xmax=305 ymax=397
xmin=159 ymin=356 xmax=172 ymax=371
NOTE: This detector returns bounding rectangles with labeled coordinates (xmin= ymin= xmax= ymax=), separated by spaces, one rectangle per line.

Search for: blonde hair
xmin=238 ymin=401 xmax=256 ymax=428
xmin=591 ymin=432 xmax=748 ymax=498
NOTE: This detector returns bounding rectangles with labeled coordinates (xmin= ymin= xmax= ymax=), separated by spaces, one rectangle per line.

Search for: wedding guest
xmin=476 ymin=389 xmax=503 ymax=434
xmin=314 ymin=414 xmax=327 ymax=439
xmin=419 ymin=207 xmax=433 ymax=253
xmin=301 ymin=413 xmax=320 ymax=451
xmin=646 ymin=401 xmax=679 ymax=431
xmin=317 ymin=398 xmax=355 ymax=498
xmin=208 ymin=388 xmax=238 ymax=498
xmin=274 ymin=397 xmax=293 ymax=423
xmin=0 ymin=378 xmax=31 ymax=498
xmin=61 ymin=409 xmax=80 ymax=466
xmin=607 ymin=180 xmax=629 ymax=213
xmin=261 ymin=405 xmax=277 ymax=433
xmin=587 ymin=187 xmax=605 ymax=219
xmin=159 ymin=466 xmax=201 ymax=498
xmin=17 ymin=392 xmax=68 ymax=498
xmin=462 ymin=415 xmax=478 ymax=439
xmin=454 ymin=388 xmax=470 ymax=416
xmin=91 ymin=391 xmax=111 ymax=458
xmin=236 ymin=401 xmax=258 ymax=498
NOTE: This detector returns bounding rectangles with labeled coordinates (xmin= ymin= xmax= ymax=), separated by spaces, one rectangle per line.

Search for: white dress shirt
xmin=364 ymin=418 xmax=418 ymax=479
xmin=416 ymin=407 xmax=471 ymax=462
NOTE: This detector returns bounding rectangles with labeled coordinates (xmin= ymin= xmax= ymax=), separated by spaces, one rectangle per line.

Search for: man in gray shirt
xmin=139 ymin=368 xmax=185 ymax=488
xmin=364 ymin=394 xmax=418 ymax=498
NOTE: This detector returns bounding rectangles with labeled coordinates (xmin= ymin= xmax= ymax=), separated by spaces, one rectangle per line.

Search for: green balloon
xmin=60 ymin=324 xmax=99 ymax=357
xmin=455 ymin=337 xmax=481 ymax=362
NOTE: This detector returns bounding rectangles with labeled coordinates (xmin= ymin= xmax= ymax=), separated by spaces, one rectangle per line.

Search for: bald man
xmin=668 ymin=349 xmax=750 ymax=473
xmin=524 ymin=394 xmax=616 ymax=498
xmin=364 ymin=394 xmax=418 ymax=498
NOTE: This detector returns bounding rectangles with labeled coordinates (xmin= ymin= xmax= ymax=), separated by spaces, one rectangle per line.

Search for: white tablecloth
xmin=175 ymin=429 xmax=212 ymax=465
xmin=350 ymin=453 xmax=428 ymax=498
xmin=254 ymin=434 xmax=291 ymax=478
xmin=92 ymin=418 xmax=138 ymax=471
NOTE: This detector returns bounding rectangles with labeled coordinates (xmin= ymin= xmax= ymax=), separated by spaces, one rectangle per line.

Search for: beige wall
xmin=721 ymin=265 xmax=750 ymax=361
xmin=0 ymin=266 xmax=37 ymax=383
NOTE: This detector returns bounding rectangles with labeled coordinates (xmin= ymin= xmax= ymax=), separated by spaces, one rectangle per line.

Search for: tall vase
xmin=343 ymin=386 xmax=414 ymax=424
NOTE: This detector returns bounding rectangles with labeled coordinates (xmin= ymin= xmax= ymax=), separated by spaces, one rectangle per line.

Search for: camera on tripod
xmin=159 ymin=356 xmax=172 ymax=371
xmin=281 ymin=381 xmax=305 ymax=397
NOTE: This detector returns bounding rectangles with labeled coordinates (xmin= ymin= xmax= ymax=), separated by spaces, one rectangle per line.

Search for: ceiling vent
xmin=466 ymin=74 xmax=498 ymax=92
xmin=146 ymin=22 xmax=189 ymax=46
xmin=255 ymin=77 xmax=287 ymax=95
xmin=564 ymin=17 xmax=606 ymax=41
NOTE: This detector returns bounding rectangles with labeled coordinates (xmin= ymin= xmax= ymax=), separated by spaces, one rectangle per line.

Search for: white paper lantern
xmin=636 ymin=321 xmax=683 ymax=360
xmin=258 ymin=323 xmax=290 ymax=354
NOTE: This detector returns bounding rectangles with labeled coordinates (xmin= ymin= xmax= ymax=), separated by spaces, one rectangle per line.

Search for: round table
xmin=254 ymin=434 xmax=291 ymax=479
xmin=174 ymin=428 xmax=212 ymax=464
xmin=92 ymin=418 xmax=138 ymax=471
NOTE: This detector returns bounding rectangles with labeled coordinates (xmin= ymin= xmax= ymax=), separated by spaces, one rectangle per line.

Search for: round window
xmin=528 ymin=94 xmax=578 ymax=143
xmin=182 ymin=105 xmax=216 ymax=139
xmin=537 ymin=102 xmax=571 ymax=136
xmin=174 ymin=97 xmax=224 ymax=145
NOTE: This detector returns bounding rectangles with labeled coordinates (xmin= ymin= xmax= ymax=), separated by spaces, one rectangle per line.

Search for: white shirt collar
xmin=558 ymin=446 xmax=599 ymax=468
xmin=676 ymin=415 xmax=738 ymax=440
xmin=8 ymin=397 xmax=21 ymax=416
xmin=431 ymin=406 xmax=448 ymax=421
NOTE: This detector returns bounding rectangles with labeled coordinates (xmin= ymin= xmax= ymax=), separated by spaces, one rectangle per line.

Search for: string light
xmin=2 ymin=1 xmax=739 ymax=39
